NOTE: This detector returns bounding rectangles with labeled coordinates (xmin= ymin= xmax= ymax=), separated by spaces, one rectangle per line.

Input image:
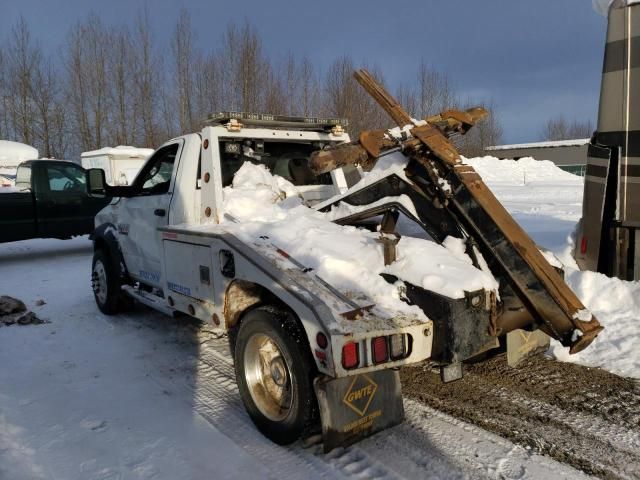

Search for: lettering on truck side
xmin=138 ymin=270 xmax=160 ymax=283
xmin=167 ymin=282 xmax=191 ymax=296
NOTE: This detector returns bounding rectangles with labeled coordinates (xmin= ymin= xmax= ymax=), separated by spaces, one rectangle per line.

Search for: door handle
xmin=154 ymin=209 xmax=166 ymax=217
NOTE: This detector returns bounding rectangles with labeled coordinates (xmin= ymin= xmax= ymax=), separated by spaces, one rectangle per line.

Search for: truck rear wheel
xmin=234 ymin=306 xmax=318 ymax=445
xmin=91 ymin=249 xmax=124 ymax=315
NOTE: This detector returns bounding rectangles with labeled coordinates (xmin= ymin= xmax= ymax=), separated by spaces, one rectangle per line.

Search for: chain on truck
xmin=86 ymin=74 xmax=602 ymax=451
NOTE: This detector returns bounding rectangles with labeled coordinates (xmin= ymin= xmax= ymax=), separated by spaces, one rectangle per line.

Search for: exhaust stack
xmin=576 ymin=0 xmax=640 ymax=280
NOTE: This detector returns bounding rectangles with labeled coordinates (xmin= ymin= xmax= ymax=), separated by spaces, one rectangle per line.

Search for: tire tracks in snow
xmin=145 ymin=327 xmax=588 ymax=480
xmin=402 ymin=354 xmax=640 ymax=480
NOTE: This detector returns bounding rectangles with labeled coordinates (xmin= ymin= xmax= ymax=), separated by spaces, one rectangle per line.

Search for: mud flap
xmin=507 ymin=329 xmax=550 ymax=367
xmin=314 ymin=370 xmax=404 ymax=452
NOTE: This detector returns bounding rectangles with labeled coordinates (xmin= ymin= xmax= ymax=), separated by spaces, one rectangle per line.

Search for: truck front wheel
xmin=234 ymin=306 xmax=318 ymax=445
xmin=91 ymin=249 xmax=123 ymax=315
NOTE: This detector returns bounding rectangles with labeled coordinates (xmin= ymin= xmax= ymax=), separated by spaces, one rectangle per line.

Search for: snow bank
xmin=486 ymin=139 xmax=590 ymax=151
xmin=466 ymin=155 xmax=640 ymax=379
xmin=463 ymin=156 xmax=583 ymax=185
xmin=549 ymin=268 xmax=640 ymax=378
xmin=220 ymin=162 xmax=497 ymax=319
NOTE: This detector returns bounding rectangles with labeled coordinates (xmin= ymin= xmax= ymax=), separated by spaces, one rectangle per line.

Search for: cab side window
xmin=46 ymin=164 xmax=86 ymax=192
xmin=134 ymin=144 xmax=179 ymax=195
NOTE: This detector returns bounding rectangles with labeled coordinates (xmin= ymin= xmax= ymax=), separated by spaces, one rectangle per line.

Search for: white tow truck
xmin=87 ymin=99 xmax=604 ymax=450
xmin=87 ymin=113 xmax=431 ymax=450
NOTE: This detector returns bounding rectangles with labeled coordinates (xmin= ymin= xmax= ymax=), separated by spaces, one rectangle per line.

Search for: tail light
xmin=342 ymin=342 xmax=359 ymax=369
xmin=389 ymin=334 xmax=407 ymax=360
xmin=316 ymin=332 xmax=328 ymax=349
xmin=371 ymin=336 xmax=389 ymax=364
xmin=580 ymin=236 xmax=588 ymax=255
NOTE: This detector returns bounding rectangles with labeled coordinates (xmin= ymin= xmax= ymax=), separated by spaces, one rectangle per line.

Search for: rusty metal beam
xmin=353 ymin=69 xmax=413 ymax=126
xmin=317 ymin=68 xmax=603 ymax=354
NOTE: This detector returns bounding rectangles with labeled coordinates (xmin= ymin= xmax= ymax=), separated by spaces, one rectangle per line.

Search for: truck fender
xmin=91 ymin=223 xmax=129 ymax=281
xmin=222 ymin=279 xmax=327 ymax=373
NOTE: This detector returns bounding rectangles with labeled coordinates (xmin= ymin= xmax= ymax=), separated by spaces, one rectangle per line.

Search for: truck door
xmin=116 ymin=141 xmax=182 ymax=288
xmin=38 ymin=162 xmax=101 ymax=239
xmin=0 ymin=164 xmax=38 ymax=242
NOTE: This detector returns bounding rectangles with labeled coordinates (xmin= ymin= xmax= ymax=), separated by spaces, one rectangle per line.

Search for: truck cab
xmin=0 ymin=159 xmax=110 ymax=243
xmin=94 ymin=113 xmax=357 ymax=289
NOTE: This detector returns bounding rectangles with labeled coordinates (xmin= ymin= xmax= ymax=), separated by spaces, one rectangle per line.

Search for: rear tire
xmin=91 ymin=249 xmax=123 ymax=315
xmin=234 ymin=306 xmax=319 ymax=445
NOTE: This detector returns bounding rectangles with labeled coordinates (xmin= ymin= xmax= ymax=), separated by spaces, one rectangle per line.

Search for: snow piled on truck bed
xmin=221 ymin=156 xmax=640 ymax=378
xmin=221 ymin=162 xmax=498 ymax=320
xmin=466 ymin=155 xmax=640 ymax=379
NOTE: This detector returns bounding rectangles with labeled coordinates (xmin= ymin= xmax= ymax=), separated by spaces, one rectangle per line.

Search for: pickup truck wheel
xmin=91 ymin=249 xmax=122 ymax=315
xmin=234 ymin=307 xmax=318 ymax=445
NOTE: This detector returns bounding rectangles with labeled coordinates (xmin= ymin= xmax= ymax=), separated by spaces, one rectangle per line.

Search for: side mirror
xmin=87 ymin=168 xmax=107 ymax=197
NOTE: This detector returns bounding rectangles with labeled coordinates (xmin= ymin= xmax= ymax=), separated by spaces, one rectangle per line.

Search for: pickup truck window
xmin=46 ymin=164 xmax=86 ymax=192
xmin=133 ymin=143 xmax=179 ymax=195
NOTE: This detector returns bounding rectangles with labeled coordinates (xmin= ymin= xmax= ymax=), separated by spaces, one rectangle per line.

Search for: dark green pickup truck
xmin=0 ymin=160 xmax=111 ymax=243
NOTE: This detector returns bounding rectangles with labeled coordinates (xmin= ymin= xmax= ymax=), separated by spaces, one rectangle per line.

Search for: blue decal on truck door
xmin=139 ymin=270 xmax=160 ymax=283
xmin=167 ymin=281 xmax=191 ymax=296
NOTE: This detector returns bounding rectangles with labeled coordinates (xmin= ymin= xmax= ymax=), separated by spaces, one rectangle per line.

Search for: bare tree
xmin=281 ymin=52 xmax=299 ymax=115
xmin=0 ymin=15 xmax=507 ymax=162
xmin=324 ymin=56 xmax=390 ymax=135
xmin=5 ymin=17 xmax=40 ymax=145
xmin=298 ymin=56 xmax=320 ymax=116
xmin=262 ymin=63 xmax=286 ymax=114
xmin=395 ymin=83 xmax=418 ymax=119
xmin=541 ymin=115 xmax=594 ymax=141
xmin=108 ymin=28 xmax=135 ymax=146
xmin=133 ymin=9 xmax=161 ymax=147
xmin=238 ymin=21 xmax=266 ymax=112
xmin=415 ymin=60 xmax=455 ymax=118
xmin=0 ymin=48 xmax=10 ymax=139
xmin=193 ymin=51 xmax=223 ymax=124
xmin=31 ymin=59 xmax=64 ymax=158
xmin=172 ymin=9 xmax=196 ymax=134
xmin=65 ymin=14 xmax=110 ymax=151
xmin=456 ymin=100 xmax=503 ymax=157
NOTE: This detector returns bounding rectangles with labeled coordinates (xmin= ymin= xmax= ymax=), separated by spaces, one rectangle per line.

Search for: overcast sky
xmin=0 ymin=0 xmax=607 ymax=144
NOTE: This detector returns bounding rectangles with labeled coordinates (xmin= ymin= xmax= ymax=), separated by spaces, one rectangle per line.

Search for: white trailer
xmin=0 ymin=140 xmax=39 ymax=187
xmin=81 ymin=146 xmax=153 ymax=186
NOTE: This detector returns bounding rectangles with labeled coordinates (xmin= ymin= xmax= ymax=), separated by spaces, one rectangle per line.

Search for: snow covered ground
xmin=0 ymin=237 xmax=588 ymax=480
xmin=0 ymin=154 xmax=638 ymax=479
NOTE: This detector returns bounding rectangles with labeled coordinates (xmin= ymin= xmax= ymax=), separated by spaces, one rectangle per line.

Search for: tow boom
xmin=311 ymin=69 xmax=603 ymax=354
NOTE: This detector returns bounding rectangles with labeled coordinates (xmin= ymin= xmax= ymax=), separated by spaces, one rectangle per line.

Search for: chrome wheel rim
xmin=92 ymin=260 xmax=108 ymax=305
xmin=243 ymin=333 xmax=293 ymax=421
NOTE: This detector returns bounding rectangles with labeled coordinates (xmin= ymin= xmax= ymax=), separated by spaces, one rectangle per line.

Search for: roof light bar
xmin=205 ymin=111 xmax=349 ymax=131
